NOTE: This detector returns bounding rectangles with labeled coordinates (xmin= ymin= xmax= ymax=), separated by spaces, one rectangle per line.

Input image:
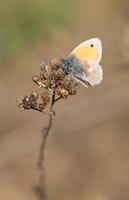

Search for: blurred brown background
xmin=0 ymin=0 xmax=129 ymax=199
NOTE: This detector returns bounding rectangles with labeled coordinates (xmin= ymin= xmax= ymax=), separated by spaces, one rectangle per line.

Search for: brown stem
xmin=54 ymin=96 xmax=62 ymax=103
xmin=36 ymin=92 xmax=56 ymax=199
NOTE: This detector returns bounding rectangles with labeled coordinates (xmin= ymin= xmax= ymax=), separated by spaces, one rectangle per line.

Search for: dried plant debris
xmin=16 ymin=59 xmax=79 ymax=112
xmin=56 ymin=75 xmax=79 ymax=99
xmin=16 ymin=91 xmax=50 ymax=112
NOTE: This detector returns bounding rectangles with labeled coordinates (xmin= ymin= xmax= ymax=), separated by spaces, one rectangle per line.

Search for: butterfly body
xmin=60 ymin=38 xmax=103 ymax=87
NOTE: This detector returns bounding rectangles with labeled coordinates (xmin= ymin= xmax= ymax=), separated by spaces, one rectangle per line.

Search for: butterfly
xmin=60 ymin=38 xmax=103 ymax=87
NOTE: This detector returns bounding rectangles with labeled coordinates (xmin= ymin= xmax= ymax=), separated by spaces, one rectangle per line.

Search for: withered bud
xmin=32 ymin=75 xmax=44 ymax=87
xmin=50 ymin=58 xmax=61 ymax=70
xmin=32 ymin=59 xmax=67 ymax=91
xmin=41 ymin=91 xmax=50 ymax=106
xmin=29 ymin=92 xmax=38 ymax=109
xmin=57 ymin=75 xmax=79 ymax=98
xmin=16 ymin=96 xmax=31 ymax=111
xmin=16 ymin=91 xmax=50 ymax=112
xmin=56 ymin=88 xmax=69 ymax=99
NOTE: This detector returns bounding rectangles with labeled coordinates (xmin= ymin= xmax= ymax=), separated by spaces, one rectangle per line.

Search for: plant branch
xmin=36 ymin=92 xmax=56 ymax=199
xmin=54 ymin=96 xmax=62 ymax=103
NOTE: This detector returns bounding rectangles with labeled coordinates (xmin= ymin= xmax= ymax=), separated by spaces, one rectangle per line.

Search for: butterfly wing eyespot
xmin=90 ymin=43 xmax=94 ymax=47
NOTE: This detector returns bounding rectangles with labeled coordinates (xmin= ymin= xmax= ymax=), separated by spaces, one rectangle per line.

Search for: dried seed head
xmin=56 ymin=88 xmax=69 ymax=99
xmin=40 ymin=91 xmax=50 ymax=106
xmin=17 ymin=58 xmax=80 ymax=113
xmin=29 ymin=92 xmax=38 ymax=109
xmin=57 ymin=75 xmax=79 ymax=96
xmin=32 ymin=59 xmax=68 ymax=91
xmin=50 ymin=58 xmax=61 ymax=70
xmin=16 ymin=91 xmax=50 ymax=112
xmin=16 ymin=96 xmax=31 ymax=111
xmin=38 ymin=103 xmax=45 ymax=111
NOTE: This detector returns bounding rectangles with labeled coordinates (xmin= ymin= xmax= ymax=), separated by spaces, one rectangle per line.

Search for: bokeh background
xmin=1 ymin=0 xmax=129 ymax=199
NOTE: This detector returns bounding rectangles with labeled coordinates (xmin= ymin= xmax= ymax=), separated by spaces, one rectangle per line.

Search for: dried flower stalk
xmin=16 ymin=58 xmax=79 ymax=199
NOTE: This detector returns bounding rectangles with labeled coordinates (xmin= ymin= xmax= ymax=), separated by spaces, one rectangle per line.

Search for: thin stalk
xmin=36 ymin=92 xmax=61 ymax=199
